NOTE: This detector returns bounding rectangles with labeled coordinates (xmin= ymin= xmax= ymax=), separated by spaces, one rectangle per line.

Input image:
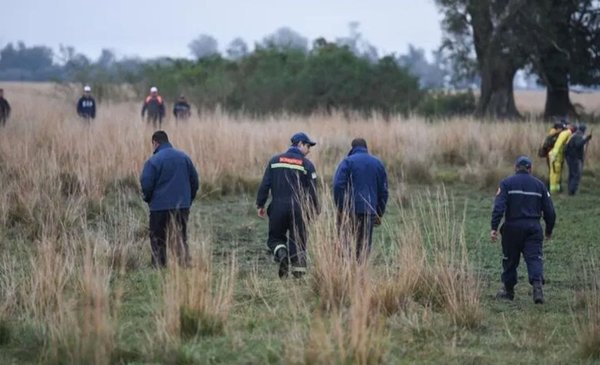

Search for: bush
xmin=417 ymin=90 xmax=477 ymax=119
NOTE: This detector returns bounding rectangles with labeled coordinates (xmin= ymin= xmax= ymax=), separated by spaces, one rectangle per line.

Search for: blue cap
xmin=579 ymin=124 xmax=587 ymax=133
xmin=515 ymin=155 xmax=532 ymax=168
xmin=290 ymin=132 xmax=316 ymax=146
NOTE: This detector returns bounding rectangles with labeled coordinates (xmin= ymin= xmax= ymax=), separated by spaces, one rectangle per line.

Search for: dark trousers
xmin=267 ymin=204 xmax=307 ymax=269
xmin=566 ymin=156 xmax=583 ymax=195
xmin=149 ymin=209 xmax=190 ymax=267
xmin=338 ymin=213 xmax=375 ymax=261
xmin=0 ymin=117 xmax=6 ymax=127
xmin=500 ymin=220 xmax=544 ymax=289
xmin=147 ymin=115 xmax=163 ymax=129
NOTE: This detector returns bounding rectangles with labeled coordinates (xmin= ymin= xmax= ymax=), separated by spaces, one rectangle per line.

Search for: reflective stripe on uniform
xmin=271 ymin=163 xmax=306 ymax=173
xmin=507 ymin=190 xmax=542 ymax=197
xmin=273 ymin=244 xmax=287 ymax=256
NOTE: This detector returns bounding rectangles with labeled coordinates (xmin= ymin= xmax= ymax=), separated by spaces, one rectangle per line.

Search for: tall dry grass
xmin=575 ymin=257 xmax=600 ymax=359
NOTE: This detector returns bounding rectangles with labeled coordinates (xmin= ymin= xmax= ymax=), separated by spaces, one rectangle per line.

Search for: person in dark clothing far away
xmin=140 ymin=131 xmax=199 ymax=267
xmin=0 ymin=88 xmax=11 ymax=127
xmin=173 ymin=95 xmax=191 ymax=121
xmin=491 ymin=156 xmax=556 ymax=304
xmin=76 ymin=85 xmax=96 ymax=121
xmin=141 ymin=86 xmax=166 ymax=128
xmin=256 ymin=132 xmax=319 ymax=278
xmin=333 ymin=138 xmax=388 ymax=261
xmin=565 ymin=124 xmax=592 ymax=195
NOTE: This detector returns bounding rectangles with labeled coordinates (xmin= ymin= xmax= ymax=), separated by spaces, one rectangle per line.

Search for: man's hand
xmin=490 ymin=230 xmax=499 ymax=243
xmin=257 ymin=207 xmax=266 ymax=218
xmin=374 ymin=215 xmax=382 ymax=226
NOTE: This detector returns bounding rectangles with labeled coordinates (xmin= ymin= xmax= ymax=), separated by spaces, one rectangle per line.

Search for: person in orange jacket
xmin=141 ymin=86 xmax=165 ymax=128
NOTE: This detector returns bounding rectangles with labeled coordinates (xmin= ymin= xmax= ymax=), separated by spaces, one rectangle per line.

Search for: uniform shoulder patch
xmin=279 ymin=157 xmax=303 ymax=165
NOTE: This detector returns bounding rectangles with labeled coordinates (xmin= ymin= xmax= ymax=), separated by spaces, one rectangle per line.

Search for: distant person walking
xmin=256 ymin=132 xmax=320 ymax=278
xmin=77 ymin=85 xmax=96 ymax=121
xmin=173 ymin=95 xmax=191 ymax=121
xmin=565 ymin=124 xmax=592 ymax=195
xmin=140 ymin=131 xmax=199 ymax=267
xmin=333 ymin=138 xmax=388 ymax=261
xmin=0 ymin=88 xmax=11 ymax=127
xmin=141 ymin=86 xmax=165 ymax=128
xmin=548 ymin=121 xmax=573 ymax=193
xmin=491 ymin=156 xmax=556 ymax=304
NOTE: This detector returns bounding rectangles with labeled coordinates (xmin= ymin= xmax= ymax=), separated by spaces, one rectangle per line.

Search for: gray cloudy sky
xmin=2 ymin=0 xmax=443 ymax=60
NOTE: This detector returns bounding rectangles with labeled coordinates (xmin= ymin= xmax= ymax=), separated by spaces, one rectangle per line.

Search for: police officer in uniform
xmin=256 ymin=132 xmax=319 ymax=278
xmin=491 ymin=156 xmax=556 ymax=304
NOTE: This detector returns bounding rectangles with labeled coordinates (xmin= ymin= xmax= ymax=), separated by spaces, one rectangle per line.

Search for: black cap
xmin=290 ymin=132 xmax=316 ymax=146
xmin=515 ymin=155 xmax=532 ymax=168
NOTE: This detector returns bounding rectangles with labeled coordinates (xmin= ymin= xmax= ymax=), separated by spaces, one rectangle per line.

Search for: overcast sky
xmin=1 ymin=0 xmax=443 ymax=60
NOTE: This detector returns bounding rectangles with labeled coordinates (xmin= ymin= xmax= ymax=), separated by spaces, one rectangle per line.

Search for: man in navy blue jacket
xmin=333 ymin=138 xmax=388 ymax=260
xmin=256 ymin=132 xmax=319 ymax=278
xmin=76 ymin=85 xmax=96 ymax=121
xmin=140 ymin=131 xmax=199 ymax=267
xmin=491 ymin=156 xmax=556 ymax=304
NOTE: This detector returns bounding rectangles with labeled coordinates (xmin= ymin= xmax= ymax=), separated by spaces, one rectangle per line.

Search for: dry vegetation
xmin=0 ymin=83 xmax=598 ymax=364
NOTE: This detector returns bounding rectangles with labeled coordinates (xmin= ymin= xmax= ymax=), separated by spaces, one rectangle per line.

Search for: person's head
xmin=514 ymin=155 xmax=532 ymax=173
xmin=351 ymin=138 xmax=368 ymax=149
xmin=568 ymin=124 xmax=577 ymax=133
xmin=553 ymin=121 xmax=566 ymax=130
xmin=83 ymin=85 xmax=91 ymax=95
xmin=579 ymin=123 xmax=587 ymax=133
xmin=179 ymin=94 xmax=186 ymax=101
xmin=151 ymin=130 xmax=169 ymax=149
xmin=150 ymin=86 xmax=158 ymax=95
xmin=290 ymin=132 xmax=316 ymax=156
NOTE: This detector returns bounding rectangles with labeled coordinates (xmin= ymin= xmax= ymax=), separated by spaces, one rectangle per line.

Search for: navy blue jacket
xmin=491 ymin=171 xmax=556 ymax=235
xmin=140 ymin=143 xmax=199 ymax=211
xmin=565 ymin=131 xmax=592 ymax=160
xmin=333 ymin=146 xmax=388 ymax=216
xmin=256 ymin=146 xmax=319 ymax=213
xmin=77 ymin=96 xmax=96 ymax=119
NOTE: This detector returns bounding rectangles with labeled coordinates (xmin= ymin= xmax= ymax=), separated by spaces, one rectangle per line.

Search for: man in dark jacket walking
xmin=173 ymin=95 xmax=191 ymax=121
xmin=491 ymin=156 xmax=556 ymax=304
xmin=0 ymin=88 xmax=11 ymax=127
xmin=565 ymin=124 xmax=592 ymax=195
xmin=333 ymin=138 xmax=388 ymax=260
xmin=77 ymin=85 xmax=96 ymax=121
xmin=141 ymin=86 xmax=166 ymax=128
xmin=140 ymin=131 xmax=199 ymax=267
xmin=256 ymin=132 xmax=319 ymax=278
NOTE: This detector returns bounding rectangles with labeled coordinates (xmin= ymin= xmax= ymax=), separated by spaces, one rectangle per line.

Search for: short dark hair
xmin=351 ymin=138 xmax=367 ymax=149
xmin=152 ymin=130 xmax=169 ymax=144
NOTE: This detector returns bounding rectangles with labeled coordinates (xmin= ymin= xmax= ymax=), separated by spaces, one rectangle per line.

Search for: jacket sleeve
xmin=91 ymin=98 xmax=96 ymax=118
xmin=256 ymin=161 xmax=272 ymax=208
xmin=306 ymin=161 xmax=320 ymax=215
xmin=333 ymin=159 xmax=349 ymax=211
xmin=377 ymin=162 xmax=389 ymax=216
xmin=140 ymin=160 xmax=157 ymax=203
xmin=77 ymin=98 xmax=83 ymax=116
xmin=491 ymin=180 xmax=508 ymax=230
xmin=188 ymin=158 xmax=200 ymax=202
xmin=160 ymin=101 xmax=166 ymax=118
xmin=141 ymin=101 xmax=147 ymax=117
xmin=550 ymin=130 xmax=571 ymax=158
xmin=541 ymin=188 xmax=556 ymax=235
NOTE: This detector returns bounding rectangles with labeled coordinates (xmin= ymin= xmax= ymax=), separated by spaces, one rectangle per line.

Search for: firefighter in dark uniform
xmin=256 ymin=132 xmax=319 ymax=278
xmin=491 ymin=156 xmax=556 ymax=304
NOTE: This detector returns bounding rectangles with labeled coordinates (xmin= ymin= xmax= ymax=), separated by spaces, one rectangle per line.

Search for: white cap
xmin=150 ymin=86 xmax=158 ymax=93
xmin=83 ymin=85 xmax=91 ymax=92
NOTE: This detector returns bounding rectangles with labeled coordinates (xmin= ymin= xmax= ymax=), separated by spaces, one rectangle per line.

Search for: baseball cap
xmin=150 ymin=86 xmax=158 ymax=93
xmin=290 ymin=132 xmax=316 ymax=146
xmin=83 ymin=85 xmax=91 ymax=92
xmin=515 ymin=155 xmax=532 ymax=168
xmin=579 ymin=123 xmax=587 ymax=133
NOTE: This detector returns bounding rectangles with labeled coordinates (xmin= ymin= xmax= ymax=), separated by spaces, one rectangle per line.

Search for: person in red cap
xmin=256 ymin=132 xmax=320 ymax=278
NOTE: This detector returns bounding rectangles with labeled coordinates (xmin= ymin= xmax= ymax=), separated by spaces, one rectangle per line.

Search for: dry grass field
xmin=0 ymin=83 xmax=599 ymax=364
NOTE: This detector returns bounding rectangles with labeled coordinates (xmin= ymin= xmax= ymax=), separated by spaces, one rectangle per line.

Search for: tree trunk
xmin=477 ymin=58 xmax=520 ymax=119
xmin=541 ymin=49 xmax=575 ymax=119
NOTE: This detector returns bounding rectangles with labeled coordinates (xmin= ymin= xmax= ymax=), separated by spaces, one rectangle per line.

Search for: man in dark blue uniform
xmin=491 ymin=156 xmax=556 ymax=304
xmin=256 ymin=132 xmax=319 ymax=278
xmin=565 ymin=124 xmax=592 ymax=195
xmin=333 ymin=138 xmax=388 ymax=261
xmin=77 ymin=85 xmax=96 ymax=121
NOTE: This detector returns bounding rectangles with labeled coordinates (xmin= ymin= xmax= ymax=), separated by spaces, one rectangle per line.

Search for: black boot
xmin=496 ymin=286 xmax=515 ymax=301
xmin=275 ymin=248 xmax=289 ymax=279
xmin=533 ymin=281 xmax=544 ymax=304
